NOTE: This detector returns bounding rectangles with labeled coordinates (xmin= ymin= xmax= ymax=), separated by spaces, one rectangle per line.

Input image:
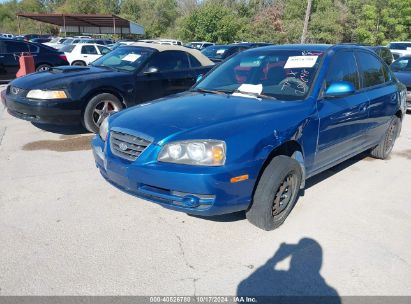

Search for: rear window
xmin=60 ymin=45 xmax=75 ymax=53
xmin=388 ymin=43 xmax=411 ymax=50
xmin=356 ymin=51 xmax=387 ymax=88
xmin=201 ymin=46 xmax=231 ymax=59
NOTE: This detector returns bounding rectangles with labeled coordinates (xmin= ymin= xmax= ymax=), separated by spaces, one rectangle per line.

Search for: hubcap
xmin=92 ymin=100 xmax=120 ymax=127
xmin=272 ymin=173 xmax=297 ymax=216
xmin=38 ymin=66 xmax=50 ymax=71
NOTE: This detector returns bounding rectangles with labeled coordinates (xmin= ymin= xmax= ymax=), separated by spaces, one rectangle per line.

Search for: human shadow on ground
xmin=237 ymin=238 xmax=340 ymax=304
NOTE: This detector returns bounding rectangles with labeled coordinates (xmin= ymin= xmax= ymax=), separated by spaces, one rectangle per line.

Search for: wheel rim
xmin=92 ymin=100 xmax=120 ymax=127
xmin=272 ymin=172 xmax=298 ymax=217
xmin=385 ymin=119 xmax=399 ymax=154
xmin=38 ymin=65 xmax=50 ymax=71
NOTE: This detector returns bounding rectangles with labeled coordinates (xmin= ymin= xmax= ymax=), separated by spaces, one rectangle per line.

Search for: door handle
xmin=391 ymin=94 xmax=397 ymax=102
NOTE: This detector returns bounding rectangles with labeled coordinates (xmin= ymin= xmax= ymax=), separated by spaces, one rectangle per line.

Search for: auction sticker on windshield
xmin=284 ymin=56 xmax=318 ymax=68
xmin=122 ymin=54 xmax=141 ymax=62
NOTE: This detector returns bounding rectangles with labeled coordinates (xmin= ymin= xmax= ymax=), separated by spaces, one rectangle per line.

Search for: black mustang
xmin=2 ymin=43 xmax=214 ymax=132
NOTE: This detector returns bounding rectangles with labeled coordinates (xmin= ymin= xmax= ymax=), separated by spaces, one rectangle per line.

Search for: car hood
xmin=110 ymin=92 xmax=303 ymax=144
xmin=10 ymin=66 xmax=127 ymax=90
xmin=394 ymin=72 xmax=411 ymax=86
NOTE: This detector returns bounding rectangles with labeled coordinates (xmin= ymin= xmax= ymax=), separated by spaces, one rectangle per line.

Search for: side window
xmin=81 ymin=45 xmax=98 ymax=55
xmin=6 ymin=41 xmax=29 ymax=53
xmin=391 ymin=58 xmax=410 ymax=72
xmin=145 ymin=51 xmax=190 ymax=72
xmin=187 ymin=53 xmax=202 ymax=68
xmin=97 ymin=46 xmax=111 ymax=55
xmin=356 ymin=51 xmax=386 ymax=88
xmin=325 ymin=51 xmax=360 ymax=90
xmin=0 ymin=41 xmax=6 ymax=53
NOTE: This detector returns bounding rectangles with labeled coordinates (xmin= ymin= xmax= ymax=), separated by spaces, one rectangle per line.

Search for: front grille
xmin=8 ymin=86 xmax=28 ymax=97
xmin=110 ymin=131 xmax=151 ymax=161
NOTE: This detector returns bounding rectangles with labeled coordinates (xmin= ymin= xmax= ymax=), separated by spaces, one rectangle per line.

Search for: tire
xmin=370 ymin=116 xmax=401 ymax=159
xmin=72 ymin=61 xmax=86 ymax=66
xmin=36 ymin=64 xmax=51 ymax=72
xmin=246 ymin=155 xmax=302 ymax=231
xmin=82 ymin=93 xmax=123 ymax=133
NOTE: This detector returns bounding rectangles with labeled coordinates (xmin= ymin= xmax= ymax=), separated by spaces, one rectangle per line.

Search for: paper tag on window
xmin=122 ymin=54 xmax=141 ymax=62
xmin=232 ymin=84 xmax=263 ymax=98
xmin=284 ymin=56 xmax=318 ymax=68
xmin=216 ymin=49 xmax=226 ymax=54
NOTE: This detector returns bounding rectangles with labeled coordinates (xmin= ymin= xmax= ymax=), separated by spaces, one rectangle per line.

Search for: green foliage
xmin=0 ymin=0 xmax=409 ymax=44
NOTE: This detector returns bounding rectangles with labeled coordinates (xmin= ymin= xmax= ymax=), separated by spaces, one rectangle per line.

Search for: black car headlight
xmin=26 ymin=89 xmax=67 ymax=99
xmin=158 ymin=140 xmax=226 ymax=166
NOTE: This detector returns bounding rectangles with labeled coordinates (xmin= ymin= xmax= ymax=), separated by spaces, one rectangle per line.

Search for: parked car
xmin=0 ymin=38 xmax=69 ymax=82
xmin=185 ymin=42 xmax=215 ymax=50
xmin=43 ymin=37 xmax=71 ymax=49
xmin=22 ymin=34 xmax=41 ymax=41
xmin=0 ymin=33 xmax=14 ymax=39
xmin=387 ymin=42 xmax=411 ymax=58
xmin=91 ymin=44 xmax=406 ymax=230
xmin=61 ymin=43 xmax=111 ymax=66
xmin=30 ymin=37 xmax=52 ymax=44
xmin=201 ymin=44 xmax=252 ymax=62
xmin=366 ymin=46 xmax=394 ymax=65
xmin=391 ymin=56 xmax=411 ymax=110
xmin=3 ymin=43 xmax=214 ymax=132
xmin=78 ymin=39 xmax=113 ymax=45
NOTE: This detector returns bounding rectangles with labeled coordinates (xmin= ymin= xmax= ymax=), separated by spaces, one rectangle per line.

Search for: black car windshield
xmin=91 ymin=46 xmax=154 ymax=72
xmin=194 ymin=49 xmax=324 ymax=101
xmin=202 ymin=45 xmax=231 ymax=59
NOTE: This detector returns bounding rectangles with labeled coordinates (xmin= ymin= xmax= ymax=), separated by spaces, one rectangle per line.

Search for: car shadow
xmin=237 ymin=238 xmax=341 ymax=303
xmin=31 ymin=122 xmax=89 ymax=135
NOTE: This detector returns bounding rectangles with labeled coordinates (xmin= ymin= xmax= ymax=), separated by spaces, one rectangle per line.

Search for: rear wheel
xmin=36 ymin=64 xmax=51 ymax=72
xmin=370 ymin=116 xmax=401 ymax=159
xmin=246 ymin=155 xmax=302 ymax=231
xmin=72 ymin=61 xmax=86 ymax=66
xmin=82 ymin=93 xmax=123 ymax=133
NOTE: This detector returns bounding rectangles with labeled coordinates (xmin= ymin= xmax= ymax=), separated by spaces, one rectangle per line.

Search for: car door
xmin=316 ymin=50 xmax=370 ymax=169
xmin=1 ymin=40 xmax=30 ymax=80
xmin=81 ymin=45 xmax=100 ymax=65
xmin=355 ymin=50 xmax=399 ymax=143
xmin=135 ymin=50 xmax=195 ymax=103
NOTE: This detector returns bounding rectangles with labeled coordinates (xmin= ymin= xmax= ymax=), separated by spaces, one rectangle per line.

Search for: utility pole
xmin=301 ymin=0 xmax=313 ymax=43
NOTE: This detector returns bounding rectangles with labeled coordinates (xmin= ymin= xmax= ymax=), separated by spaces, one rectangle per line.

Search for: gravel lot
xmin=0 ymin=88 xmax=410 ymax=297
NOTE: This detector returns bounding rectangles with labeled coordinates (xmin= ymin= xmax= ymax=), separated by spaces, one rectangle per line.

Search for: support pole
xmin=17 ymin=15 xmax=21 ymax=35
xmin=63 ymin=15 xmax=66 ymax=37
xmin=113 ymin=17 xmax=116 ymax=37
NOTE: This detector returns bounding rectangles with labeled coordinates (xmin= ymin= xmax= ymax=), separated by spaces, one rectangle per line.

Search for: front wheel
xmin=82 ymin=93 xmax=123 ymax=133
xmin=246 ymin=155 xmax=302 ymax=231
xmin=370 ymin=116 xmax=401 ymax=159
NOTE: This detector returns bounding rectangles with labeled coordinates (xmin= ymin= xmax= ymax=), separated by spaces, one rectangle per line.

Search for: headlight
xmin=26 ymin=89 xmax=67 ymax=99
xmin=99 ymin=117 xmax=109 ymax=141
xmin=158 ymin=140 xmax=226 ymax=166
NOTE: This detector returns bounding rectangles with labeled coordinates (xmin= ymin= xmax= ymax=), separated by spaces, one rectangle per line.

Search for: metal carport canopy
xmin=16 ymin=13 xmax=144 ymax=35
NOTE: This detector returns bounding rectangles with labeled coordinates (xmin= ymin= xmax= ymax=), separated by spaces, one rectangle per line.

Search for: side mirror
xmin=324 ymin=81 xmax=355 ymax=99
xmin=196 ymin=74 xmax=203 ymax=83
xmin=144 ymin=67 xmax=158 ymax=74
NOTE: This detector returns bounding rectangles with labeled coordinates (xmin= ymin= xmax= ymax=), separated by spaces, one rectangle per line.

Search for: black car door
xmin=135 ymin=50 xmax=195 ymax=103
xmin=3 ymin=40 xmax=33 ymax=80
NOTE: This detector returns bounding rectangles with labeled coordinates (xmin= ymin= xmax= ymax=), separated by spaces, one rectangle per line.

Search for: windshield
xmin=62 ymin=39 xmax=73 ymax=45
xmin=194 ymin=50 xmax=324 ymax=101
xmin=91 ymin=46 xmax=154 ymax=72
xmin=60 ymin=45 xmax=76 ymax=53
xmin=202 ymin=45 xmax=231 ymax=59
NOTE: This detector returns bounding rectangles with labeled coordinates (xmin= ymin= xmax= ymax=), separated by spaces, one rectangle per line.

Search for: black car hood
xmin=10 ymin=66 xmax=128 ymax=90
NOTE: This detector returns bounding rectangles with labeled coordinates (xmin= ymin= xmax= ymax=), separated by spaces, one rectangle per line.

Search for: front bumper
xmin=3 ymin=89 xmax=82 ymax=125
xmin=92 ymin=135 xmax=261 ymax=216
xmin=407 ymin=90 xmax=411 ymax=109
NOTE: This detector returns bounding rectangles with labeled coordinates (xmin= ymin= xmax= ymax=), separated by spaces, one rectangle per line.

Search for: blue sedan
xmin=92 ymin=44 xmax=407 ymax=230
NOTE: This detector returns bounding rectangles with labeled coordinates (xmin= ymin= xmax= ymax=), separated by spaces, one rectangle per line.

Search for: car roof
xmin=129 ymin=42 xmax=214 ymax=66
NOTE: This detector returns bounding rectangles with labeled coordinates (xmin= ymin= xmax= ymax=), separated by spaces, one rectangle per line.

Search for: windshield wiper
xmin=232 ymin=89 xmax=277 ymax=100
xmin=191 ymin=88 xmax=229 ymax=95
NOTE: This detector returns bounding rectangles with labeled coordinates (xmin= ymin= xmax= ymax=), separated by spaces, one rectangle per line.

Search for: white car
xmin=60 ymin=43 xmax=111 ymax=66
xmin=43 ymin=37 xmax=71 ymax=49
xmin=388 ymin=42 xmax=411 ymax=58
